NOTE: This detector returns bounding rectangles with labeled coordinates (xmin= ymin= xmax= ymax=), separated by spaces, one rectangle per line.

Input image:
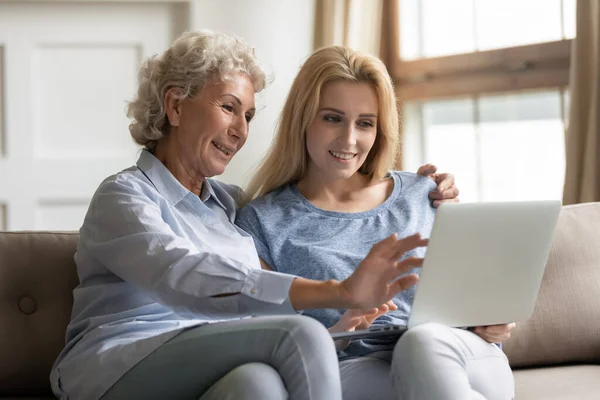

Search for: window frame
xmin=382 ymin=0 xmax=572 ymax=100
xmin=381 ymin=0 xmax=572 ymax=171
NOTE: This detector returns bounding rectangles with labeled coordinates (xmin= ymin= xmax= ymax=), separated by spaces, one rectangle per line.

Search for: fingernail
xmin=439 ymin=186 xmax=445 ymax=192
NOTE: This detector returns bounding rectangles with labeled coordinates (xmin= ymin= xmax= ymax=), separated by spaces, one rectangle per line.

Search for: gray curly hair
xmin=127 ymin=30 xmax=268 ymax=150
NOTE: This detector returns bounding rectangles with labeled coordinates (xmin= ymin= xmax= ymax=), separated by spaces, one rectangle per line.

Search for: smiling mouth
xmin=329 ymin=150 xmax=356 ymax=160
xmin=212 ymin=141 xmax=234 ymax=156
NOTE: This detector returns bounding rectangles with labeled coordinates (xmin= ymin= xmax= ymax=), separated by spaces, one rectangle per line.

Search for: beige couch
xmin=1 ymin=203 xmax=599 ymax=399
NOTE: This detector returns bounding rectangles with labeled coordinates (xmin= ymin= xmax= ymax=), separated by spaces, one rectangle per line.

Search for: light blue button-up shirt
xmin=50 ymin=150 xmax=297 ymax=400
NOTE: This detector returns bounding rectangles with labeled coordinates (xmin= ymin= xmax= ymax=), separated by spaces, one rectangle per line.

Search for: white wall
xmin=190 ymin=0 xmax=316 ymax=187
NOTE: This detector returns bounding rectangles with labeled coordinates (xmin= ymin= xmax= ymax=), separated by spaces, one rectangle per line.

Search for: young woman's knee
xmin=392 ymin=322 xmax=454 ymax=369
xmin=397 ymin=323 xmax=451 ymax=349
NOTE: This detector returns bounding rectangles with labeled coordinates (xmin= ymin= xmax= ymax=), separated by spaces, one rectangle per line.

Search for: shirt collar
xmin=199 ymin=179 xmax=214 ymax=202
xmin=136 ymin=149 xmax=214 ymax=206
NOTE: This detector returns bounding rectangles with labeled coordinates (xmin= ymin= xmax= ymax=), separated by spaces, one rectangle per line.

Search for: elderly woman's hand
xmin=416 ymin=163 xmax=460 ymax=207
xmin=338 ymin=233 xmax=427 ymax=310
xmin=473 ymin=323 xmax=517 ymax=343
xmin=289 ymin=234 xmax=427 ymax=311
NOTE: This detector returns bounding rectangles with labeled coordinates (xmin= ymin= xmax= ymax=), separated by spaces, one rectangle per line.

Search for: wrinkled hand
xmin=340 ymin=233 xmax=427 ymax=310
xmin=416 ymin=163 xmax=460 ymax=207
xmin=473 ymin=323 xmax=516 ymax=343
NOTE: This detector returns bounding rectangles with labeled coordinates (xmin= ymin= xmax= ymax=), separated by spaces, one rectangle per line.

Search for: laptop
xmin=331 ymin=200 xmax=561 ymax=342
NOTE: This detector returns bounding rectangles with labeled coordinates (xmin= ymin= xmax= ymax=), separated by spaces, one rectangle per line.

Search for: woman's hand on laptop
xmin=331 ymin=301 xmax=398 ymax=333
xmin=473 ymin=323 xmax=517 ymax=343
xmin=328 ymin=301 xmax=398 ymax=350
xmin=416 ymin=163 xmax=460 ymax=207
xmin=354 ymin=300 xmax=398 ymax=330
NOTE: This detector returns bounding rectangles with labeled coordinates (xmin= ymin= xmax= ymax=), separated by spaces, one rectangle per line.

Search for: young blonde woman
xmin=236 ymin=46 xmax=516 ymax=400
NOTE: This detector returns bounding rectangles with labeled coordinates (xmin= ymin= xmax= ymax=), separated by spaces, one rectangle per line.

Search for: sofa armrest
xmin=504 ymin=203 xmax=600 ymax=369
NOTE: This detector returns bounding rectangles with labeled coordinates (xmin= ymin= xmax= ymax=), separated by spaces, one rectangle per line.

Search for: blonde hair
xmin=127 ymin=30 xmax=267 ymax=150
xmin=243 ymin=45 xmax=400 ymax=204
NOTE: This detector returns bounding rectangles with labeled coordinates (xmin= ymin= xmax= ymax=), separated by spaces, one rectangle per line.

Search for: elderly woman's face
xmin=166 ymin=73 xmax=256 ymax=179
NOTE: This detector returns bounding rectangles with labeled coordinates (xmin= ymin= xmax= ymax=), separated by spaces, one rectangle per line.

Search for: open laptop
xmin=331 ymin=200 xmax=561 ymax=342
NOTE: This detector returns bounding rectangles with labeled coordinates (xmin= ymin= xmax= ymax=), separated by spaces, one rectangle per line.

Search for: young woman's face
xmin=305 ymin=80 xmax=379 ymax=181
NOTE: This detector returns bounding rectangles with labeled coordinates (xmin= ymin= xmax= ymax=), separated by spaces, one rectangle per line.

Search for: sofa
xmin=0 ymin=203 xmax=599 ymax=399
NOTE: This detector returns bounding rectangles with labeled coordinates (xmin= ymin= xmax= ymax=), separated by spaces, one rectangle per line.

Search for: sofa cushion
xmin=514 ymin=365 xmax=600 ymax=400
xmin=0 ymin=232 xmax=79 ymax=396
xmin=504 ymin=202 xmax=600 ymax=368
xmin=3 ymin=397 xmax=56 ymax=400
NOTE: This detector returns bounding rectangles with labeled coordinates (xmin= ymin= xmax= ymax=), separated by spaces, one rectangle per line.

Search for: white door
xmin=0 ymin=1 xmax=188 ymax=230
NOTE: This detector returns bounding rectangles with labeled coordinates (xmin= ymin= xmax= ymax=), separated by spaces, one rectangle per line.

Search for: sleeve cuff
xmin=242 ymin=269 xmax=297 ymax=309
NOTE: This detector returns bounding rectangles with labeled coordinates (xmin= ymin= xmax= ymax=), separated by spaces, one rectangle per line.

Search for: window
xmin=385 ymin=0 xmax=575 ymax=202
xmin=403 ymin=90 xmax=568 ymax=202
xmin=400 ymin=0 xmax=575 ymax=60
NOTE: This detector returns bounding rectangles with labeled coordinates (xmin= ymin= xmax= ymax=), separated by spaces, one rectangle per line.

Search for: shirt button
xmin=251 ymin=288 xmax=257 ymax=294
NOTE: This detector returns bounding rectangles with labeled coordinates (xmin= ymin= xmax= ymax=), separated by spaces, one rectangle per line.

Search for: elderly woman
xmin=50 ymin=31 xmax=456 ymax=400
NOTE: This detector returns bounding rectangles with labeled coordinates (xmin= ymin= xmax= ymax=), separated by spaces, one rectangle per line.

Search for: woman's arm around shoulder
xmin=415 ymin=163 xmax=460 ymax=207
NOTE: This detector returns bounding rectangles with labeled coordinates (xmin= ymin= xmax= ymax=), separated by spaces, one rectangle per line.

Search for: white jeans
xmin=339 ymin=323 xmax=515 ymax=400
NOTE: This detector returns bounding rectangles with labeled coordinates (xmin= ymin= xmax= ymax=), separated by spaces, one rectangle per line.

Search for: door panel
xmin=0 ymin=1 xmax=187 ymax=230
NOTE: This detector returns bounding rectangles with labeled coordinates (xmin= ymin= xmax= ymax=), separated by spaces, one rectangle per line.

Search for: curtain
xmin=563 ymin=0 xmax=600 ymax=204
xmin=314 ymin=0 xmax=385 ymax=56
